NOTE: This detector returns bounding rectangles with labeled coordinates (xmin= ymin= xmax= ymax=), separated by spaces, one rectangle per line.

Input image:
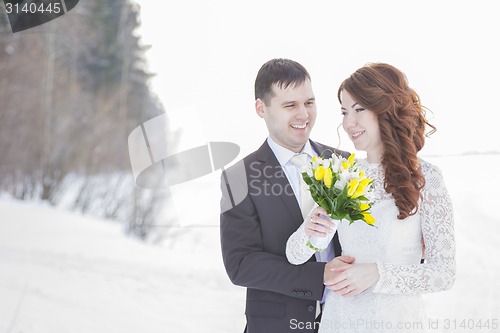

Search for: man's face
xmin=256 ymin=79 xmax=317 ymax=153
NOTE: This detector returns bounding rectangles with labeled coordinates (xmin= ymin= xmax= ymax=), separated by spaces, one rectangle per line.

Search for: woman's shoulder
xmin=419 ymin=158 xmax=445 ymax=180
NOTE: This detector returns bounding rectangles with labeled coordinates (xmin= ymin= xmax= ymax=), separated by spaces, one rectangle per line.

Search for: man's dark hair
xmin=254 ymin=58 xmax=311 ymax=105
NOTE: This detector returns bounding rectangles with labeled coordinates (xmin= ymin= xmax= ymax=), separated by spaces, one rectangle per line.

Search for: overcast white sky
xmin=134 ymin=0 xmax=499 ymax=161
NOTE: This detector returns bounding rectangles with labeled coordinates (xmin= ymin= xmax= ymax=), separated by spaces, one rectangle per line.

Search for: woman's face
xmin=340 ymin=90 xmax=384 ymax=163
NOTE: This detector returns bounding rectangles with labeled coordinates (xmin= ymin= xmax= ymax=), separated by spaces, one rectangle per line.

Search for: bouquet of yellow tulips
xmin=301 ymin=153 xmax=376 ymax=226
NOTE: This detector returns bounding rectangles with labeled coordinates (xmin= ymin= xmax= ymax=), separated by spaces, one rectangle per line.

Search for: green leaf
xmin=318 ymin=198 xmax=329 ymax=211
xmin=330 ymin=212 xmax=341 ymax=220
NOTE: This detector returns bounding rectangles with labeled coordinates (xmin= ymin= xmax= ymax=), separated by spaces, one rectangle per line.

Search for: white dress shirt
xmin=266 ymin=137 xmax=316 ymax=207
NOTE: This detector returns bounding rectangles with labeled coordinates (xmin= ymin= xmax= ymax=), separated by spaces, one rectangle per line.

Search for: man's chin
xmin=291 ymin=140 xmax=310 ymax=151
xmin=294 ymin=135 xmax=310 ymax=146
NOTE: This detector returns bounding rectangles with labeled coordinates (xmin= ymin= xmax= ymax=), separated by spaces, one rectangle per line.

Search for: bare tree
xmin=0 ymin=0 xmax=173 ymax=241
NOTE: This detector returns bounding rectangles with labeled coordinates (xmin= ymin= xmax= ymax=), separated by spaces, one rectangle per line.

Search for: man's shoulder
xmin=221 ymin=143 xmax=264 ymax=181
xmin=219 ymin=145 xmax=267 ymax=212
xmin=225 ymin=141 xmax=270 ymax=170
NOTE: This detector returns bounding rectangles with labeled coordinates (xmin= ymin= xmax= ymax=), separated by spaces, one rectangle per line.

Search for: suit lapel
xmin=256 ymin=141 xmax=303 ymax=227
xmin=311 ymin=141 xmax=332 ymax=158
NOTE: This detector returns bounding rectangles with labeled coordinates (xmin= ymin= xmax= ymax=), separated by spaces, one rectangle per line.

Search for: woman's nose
xmin=343 ymin=112 xmax=356 ymax=128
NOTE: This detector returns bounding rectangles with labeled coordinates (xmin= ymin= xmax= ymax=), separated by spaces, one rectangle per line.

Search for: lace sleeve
xmin=286 ymin=222 xmax=316 ymax=265
xmin=373 ymin=163 xmax=456 ymax=294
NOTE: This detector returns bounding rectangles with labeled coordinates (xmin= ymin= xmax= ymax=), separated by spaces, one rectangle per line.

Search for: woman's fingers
xmin=305 ymin=215 xmax=335 ymax=236
xmin=315 ymin=206 xmax=328 ymax=216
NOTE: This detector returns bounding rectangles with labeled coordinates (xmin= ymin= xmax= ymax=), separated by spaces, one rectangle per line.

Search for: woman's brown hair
xmin=338 ymin=63 xmax=436 ymax=219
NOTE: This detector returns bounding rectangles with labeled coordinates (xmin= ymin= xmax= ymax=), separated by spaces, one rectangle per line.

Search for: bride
xmin=286 ymin=63 xmax=456 ymax=332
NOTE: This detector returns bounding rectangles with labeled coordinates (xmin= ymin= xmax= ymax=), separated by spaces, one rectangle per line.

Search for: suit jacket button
xmin=307 ymin=305 xmax=315 ymax=312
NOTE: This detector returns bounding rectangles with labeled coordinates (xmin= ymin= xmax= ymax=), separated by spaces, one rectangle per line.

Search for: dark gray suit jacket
xmin=220 ymin=140 xmax=349 ymax=333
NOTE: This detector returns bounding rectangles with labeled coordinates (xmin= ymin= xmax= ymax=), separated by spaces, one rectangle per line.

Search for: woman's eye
xmin=355 ymin=108 xmax=365 ymax=112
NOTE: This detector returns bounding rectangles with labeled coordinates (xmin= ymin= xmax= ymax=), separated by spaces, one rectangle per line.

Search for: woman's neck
xmin=366 ymin=152 xmax=382 ymax=164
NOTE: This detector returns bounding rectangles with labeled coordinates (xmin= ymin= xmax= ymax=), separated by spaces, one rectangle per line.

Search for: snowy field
xmin=0 ymin=153 xmax=499 ymax=332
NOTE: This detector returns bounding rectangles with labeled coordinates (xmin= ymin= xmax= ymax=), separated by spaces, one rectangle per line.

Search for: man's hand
xmin=323 ymin=255 xmax=355 ymax=287
xmin=326 ymin=263 xmax=380 ymax=296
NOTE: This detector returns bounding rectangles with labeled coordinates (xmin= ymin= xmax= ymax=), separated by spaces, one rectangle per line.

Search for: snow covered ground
xmin=0 ymin=154 xmax=499 ymax=332
xmin=0 ymin=200 xmax=245 ymax=332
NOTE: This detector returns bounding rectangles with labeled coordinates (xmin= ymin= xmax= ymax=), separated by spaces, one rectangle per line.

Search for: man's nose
xmin=296 ymin=105 xmax=309 ymax=119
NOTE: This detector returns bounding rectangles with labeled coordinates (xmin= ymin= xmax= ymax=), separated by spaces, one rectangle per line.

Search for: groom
xmin=220 ymin=58 xmax=350 ymax=333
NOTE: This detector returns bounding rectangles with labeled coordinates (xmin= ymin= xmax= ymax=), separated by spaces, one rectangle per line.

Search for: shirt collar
xmin=267 ymin=137 xmax=316 ymax=167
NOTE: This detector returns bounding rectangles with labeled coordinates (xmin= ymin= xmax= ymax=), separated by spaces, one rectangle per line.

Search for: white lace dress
xmin=286 ymin=159 xmax=456 ymax=333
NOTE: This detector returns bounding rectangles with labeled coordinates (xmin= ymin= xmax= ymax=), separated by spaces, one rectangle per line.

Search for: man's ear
xmin=255 ymin=98 xmax=265 ymax=118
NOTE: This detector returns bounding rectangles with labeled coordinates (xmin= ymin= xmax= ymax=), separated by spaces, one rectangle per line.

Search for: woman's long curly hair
xmin=338 ymin=63 xmax=436 ymax=219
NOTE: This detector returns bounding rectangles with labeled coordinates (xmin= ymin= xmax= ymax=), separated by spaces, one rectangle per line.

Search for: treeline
xmin=0 ymin=0 xmax=172 ymax=241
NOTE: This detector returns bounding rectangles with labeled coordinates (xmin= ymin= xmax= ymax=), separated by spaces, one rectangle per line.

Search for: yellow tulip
xmin=348 ymin=153 xmax=355 ymax=167
xmin=351 ymin=178 xmax=371 ymax=198
xmin=359 ymin=177 xmax=371 ymax=188
xmin=342 ymin=161 xmax=349 ymax=170
xmin=347 ymin=179 xmax=359 ymax=197
xmin=312 ymin=156 xmax=317 ymax=163
xmin=324 ymin=168 xmax=333 ymax=188
xmin=315 ymin=165 xmax=325 ymax=181
xmin=352 ymin=189 xmax=364 ymax=199
xmin=359 ymin=203 xmax=370 ymax=211
xmin=359 ymin=170 xmax=365 ymax=178
xmin=362 ymin=212 xmax=376 ymax=225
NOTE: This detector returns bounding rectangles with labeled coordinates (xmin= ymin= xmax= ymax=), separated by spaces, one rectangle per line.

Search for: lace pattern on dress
xmin=373 ymin=160 xmax=456 ymax=294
